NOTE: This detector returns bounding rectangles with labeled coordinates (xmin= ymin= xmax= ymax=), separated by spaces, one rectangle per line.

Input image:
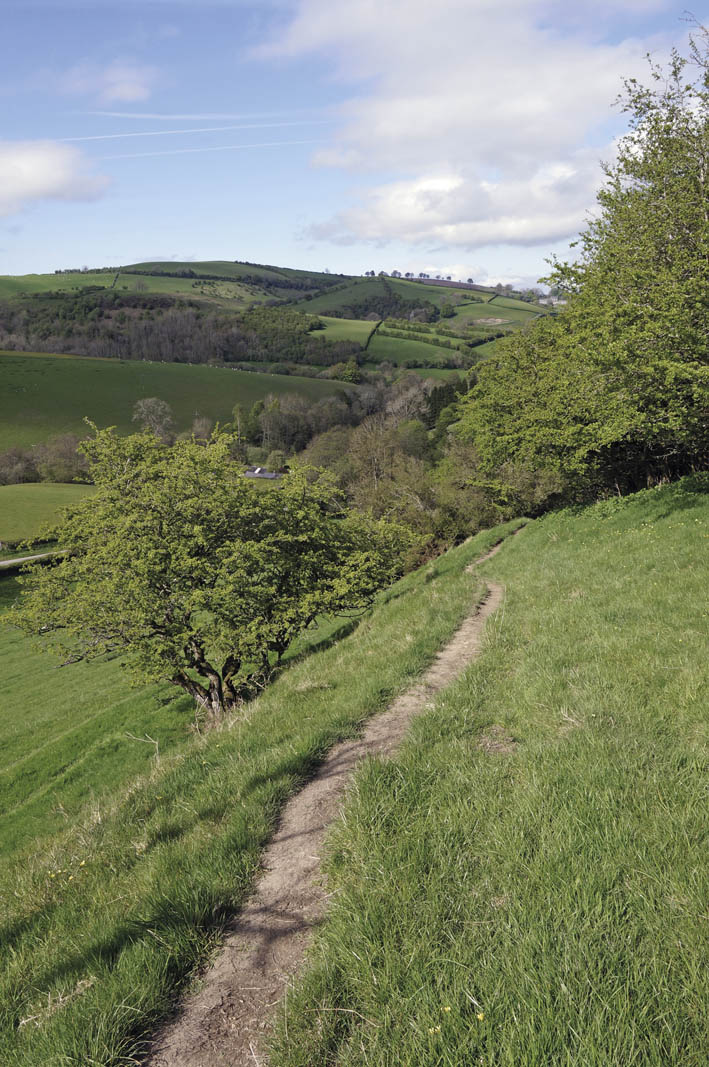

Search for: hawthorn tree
xmin=11 ymin=427 xmax=406 ymax=720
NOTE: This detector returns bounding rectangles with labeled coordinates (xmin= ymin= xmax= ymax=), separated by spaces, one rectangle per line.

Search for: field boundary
xmin=145 ymin=540 xmax=510 ymax=1067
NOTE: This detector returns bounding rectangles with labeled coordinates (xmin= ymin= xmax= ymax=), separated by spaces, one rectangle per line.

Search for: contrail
xmin=88 ymin=109 xmax=327 ymax=121
xmin=100 ymin=138 xmax=323 ymax=160
xmin=61 ymin=120 xmax=332 ymax=143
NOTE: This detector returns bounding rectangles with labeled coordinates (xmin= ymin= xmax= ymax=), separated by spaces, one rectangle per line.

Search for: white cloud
xmin=61 ymin=60 xmax=159 ymax=103
xmin=0 ymin=141 xmax=109 ymax=218
xmin=261 ymin=0 xmax=675 ymax=249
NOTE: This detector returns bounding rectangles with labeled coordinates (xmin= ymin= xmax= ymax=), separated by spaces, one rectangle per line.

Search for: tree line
xmin=455 ymin=36 xmax=709 ymax=511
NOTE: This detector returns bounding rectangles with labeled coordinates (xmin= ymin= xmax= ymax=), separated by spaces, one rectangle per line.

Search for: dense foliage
xmin=0 ymin=293 xmax=363 ymax=369
xmin=11 ymin=429 xmax=406 ymax=718
xmin=456 ymin=39 xmax=709 ymax=508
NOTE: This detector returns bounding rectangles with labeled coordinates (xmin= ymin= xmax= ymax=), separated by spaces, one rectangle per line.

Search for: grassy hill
xmin=0 ymin=483 xmax=95 ymax=544
xmin=0 ymin=478 xmax=706 ymax=1064
xmin=0 ymin=520 xmax=509 ymax=1065
xmin=317 ymin=316 xmax=378 ymax=345
xmin=273 ymin=476 xmax=709 ymax=1066
xmin=368 ymin=332 xmax=462 ymax=368
xmin=0 ymin=351 xmax=348 ymax=450
xmin=0 ymin=261 xmax=351 ymax=312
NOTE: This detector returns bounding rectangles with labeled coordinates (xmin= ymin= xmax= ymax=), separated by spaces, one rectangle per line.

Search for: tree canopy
xmin=11 ymin=428 xmax=406 ymax=719
xmin=456 ymin=32 xmax=709 ymax=508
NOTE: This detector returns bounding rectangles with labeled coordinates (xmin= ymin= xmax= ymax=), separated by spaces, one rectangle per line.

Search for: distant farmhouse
xmin=244 ymin=466 xmax=280 ymax=480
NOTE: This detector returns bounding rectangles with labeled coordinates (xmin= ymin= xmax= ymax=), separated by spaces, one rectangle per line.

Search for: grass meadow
xmin=0 ymin=484 xmax=95 ymax=545
xmin=297 ymin=278 xmax=387 ymax=314
xmin=0 ymin=522 xmax=521 ymax=1066
xmin=271 ymin=476 xmax=709 ymax=1067
xmin=317 ymin=316 xmax=379 ymax=345
xmin=0 ymin=273 xmax=118 ymax=300
xmin=0 ymin=351 xmax=347 ymax=450
xmin=368 ymin=333 xmax=461 ymax=367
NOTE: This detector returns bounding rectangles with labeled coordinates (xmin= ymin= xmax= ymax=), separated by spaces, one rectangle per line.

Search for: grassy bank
xmin=0 ymin=522 xmax=521 ymax=1065
xmin=0 ymin=352 xmax=347 ymax=450
xmin=271 ymin=476 xmax=709 ymax=1066
xmin=0 ymin=483 xmax=95 ymax=545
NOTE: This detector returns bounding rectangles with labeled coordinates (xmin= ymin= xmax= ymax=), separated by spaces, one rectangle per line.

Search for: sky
xmin=0 ymin=0 xmax=704 ymax=287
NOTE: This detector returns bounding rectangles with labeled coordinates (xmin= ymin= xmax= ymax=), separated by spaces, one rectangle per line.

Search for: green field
xmin=0 ymin=574 xmax=191 ymax=858
xmin=116 ymin=273 xmax=258 ymax=306
xmin=0 ymin=272 xmax=118 ymax=300
xmin=389 ymin=278 xmax=492 ymax=307
xmin=0 ymin=351 xmax=348 ymax=450
xmin=0 ymin=520 xmax=516 ymax=1066
xmin=0 ymin=483 xmax=95 ymax=544
xmin=272 ymin=477 xmax=709 ymax=1066
xmin=368 ymin=332 xmax=462 ymax=367
xmin=123 ymin=260 xmax=340 ymax=285
xmin=1 ymin=478 xmax=707 ymax=1063
xmin=296 ymin=278 xmax=385 ymax=314
xmin=317 ymin=316 xmax=378 ymax=344
xmin=0 ymin=261 xmax=352 ymax=311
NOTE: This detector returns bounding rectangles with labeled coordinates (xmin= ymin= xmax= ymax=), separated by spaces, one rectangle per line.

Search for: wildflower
xmin=442 ymin=1006 xmax=451 ymax=1013
xmin=80 ymin=860 xmax=86 ymax=867
xmin=477 ymin=1012 xmax=485 ymax=1021
xmin=428 ymin=1025 xmax=441 ymax=1034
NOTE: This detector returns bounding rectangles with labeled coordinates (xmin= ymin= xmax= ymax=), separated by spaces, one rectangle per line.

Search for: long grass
xmin=0 ymin=521 xmax=520 ymax=1066
xmin=271 ymin=476 xmax=709 ymax=1066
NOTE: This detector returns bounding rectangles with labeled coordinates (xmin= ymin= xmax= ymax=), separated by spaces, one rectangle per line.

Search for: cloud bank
xmin=0 ymin=142 xmax=109 ymax=217
xmin=263 ymin=0 xmax=673 ymax=250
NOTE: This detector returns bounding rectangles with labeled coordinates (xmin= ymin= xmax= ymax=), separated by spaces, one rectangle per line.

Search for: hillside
xmin=0 ymin=350 xmax=348 ymax=450
xmin=0 ymin=482 xmax=94 ymax=543
xmin=273 ymin=476 xmax=709 ymax=1065
xmin=0 ymin=261 xmax=349 ymax=311
xmin=0 ymin=262 xmax=544 ymax=384
xmin=0 ymin=478 xmax=707 ymax=1064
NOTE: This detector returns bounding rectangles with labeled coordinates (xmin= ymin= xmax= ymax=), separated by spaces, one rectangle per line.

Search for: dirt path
xmin=145 ymin=543 xmax=506 ymax=1067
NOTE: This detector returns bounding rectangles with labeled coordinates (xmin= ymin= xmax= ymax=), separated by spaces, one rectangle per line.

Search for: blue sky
xmin=0 ymin=0 xmax=703 ymax=286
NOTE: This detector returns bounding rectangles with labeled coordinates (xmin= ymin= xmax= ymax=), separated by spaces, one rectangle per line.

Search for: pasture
xmin=0 ymin=575 xmax=191 ymax=859
xmin=368 ymin=332 xmax=462 ymax=367
xmin=0 ymin=272 xmax=118 ymax=300
xmin=0 ymin=351 xmax=348 ymax=450
xmin=273 ymin=476 xmax=709 ymax=1067
xmin=0 ymin=521 xmax=514 ymax=1066
xmin=0 ymin=483 xmax=95 ymax=545
xmin=297 ymin=277 xmax=386 ymax=314
xmin=317 ymin=316 xmax=378 ymax=345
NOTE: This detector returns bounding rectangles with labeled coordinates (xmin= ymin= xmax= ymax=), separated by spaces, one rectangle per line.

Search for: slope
xmin=0 ymin=522 xmax=512 ymax=1067
xmin=272 ymin=475 xmax=709 ymax=1067
xmin=0 ymin=351 xmax=347 ymax=450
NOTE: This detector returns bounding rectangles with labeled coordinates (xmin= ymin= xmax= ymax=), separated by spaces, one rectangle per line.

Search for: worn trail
xmin=146 ymin=542 xmax=506 ymax=1067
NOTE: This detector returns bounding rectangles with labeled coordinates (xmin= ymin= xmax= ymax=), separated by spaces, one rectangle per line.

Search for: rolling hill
xmin=0 ymin=350 xmax=348 ymax=450
xmin=1 ymin=478 xmax=706 ymax=1064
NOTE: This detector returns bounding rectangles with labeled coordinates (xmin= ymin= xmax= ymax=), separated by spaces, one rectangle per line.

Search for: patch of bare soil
xmin=475 ymin=316 xmax=509 ymax=325
xmin=477 ymin=724 xmax=517 ymax=755
xmin=144 ymin=548 xmax=507 ymax=1067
